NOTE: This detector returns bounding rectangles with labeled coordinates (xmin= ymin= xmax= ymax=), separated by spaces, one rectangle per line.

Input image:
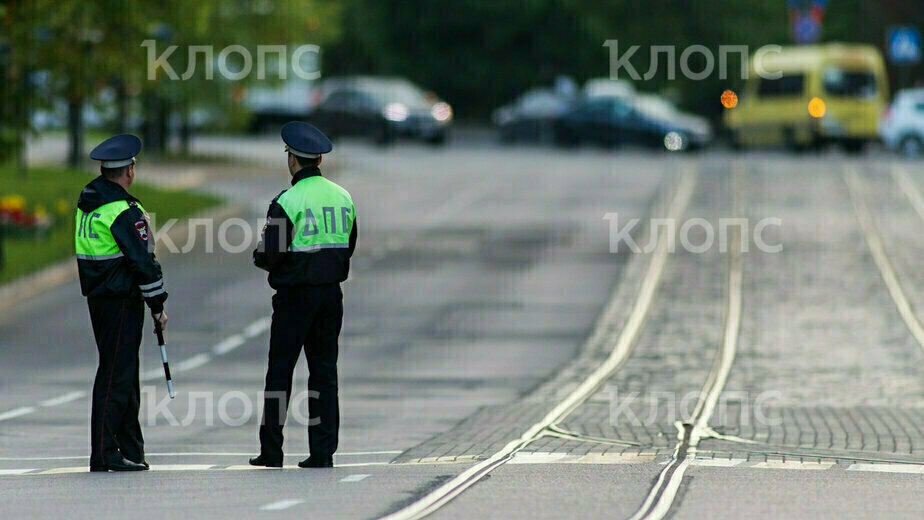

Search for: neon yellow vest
xmin=74 ymin=201 xmax=145 ymax=260
xmin=276 ymin=176 xmax=355 ymax=253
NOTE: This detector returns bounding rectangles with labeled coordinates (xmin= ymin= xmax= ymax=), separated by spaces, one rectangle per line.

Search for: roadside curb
xmin=0 ymin=202 xmax=246 ymax=314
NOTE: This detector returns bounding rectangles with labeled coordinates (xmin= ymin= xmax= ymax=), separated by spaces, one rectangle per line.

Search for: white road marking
xmin=141 ymin=368 xmax=164 ymax=381
xmin=149 ymin=464 xmax=215 ymax=471
xmin=751 ymin=461 xmax=834 ymax=470
xmin=845 ymin=168 xmax=924 ymax=355
xmin=36 ymin=467 xmax=87 ymax=475
xmin=173 ymin=353 xmax=212 ymax=372
xmin=0 ymin=407 xmax=36 ymax=422
xmin=39 ymin=391 xmax=87 ymax=407
xmin=333 ymin=462 xmax=392 ymax=468
xmin=688 ymin=458 xmax=745 ymax=467
xmin=376 ymin=168 xmax=698 ymax=520
xmin=507 ymin=452 xmax=570 ymax=464
xmin=9 ymin=457 xmax=923 ymax=477
xmin=848 ymin=463 xmax=924 ymax=474
xmin=259 ymin=499 xmax=304 ymax=511
xmin=340 ymin=474 xmax=371 ymax=482
xmin=212 ymin=334 xmax=246 ymax=355
xmin=243 ymin=317 xmax=272 ymax=338
xmin=0 ymin=450 xmax=401 ymax=461
xmin=570 ymin=453 xmax=656 ymax=464
xmin=12 ymin=315 xmax=275 ymax=419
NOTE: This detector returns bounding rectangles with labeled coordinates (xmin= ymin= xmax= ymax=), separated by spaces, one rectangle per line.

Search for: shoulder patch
xmin=134 ymin=220 xmax=149 ymax=240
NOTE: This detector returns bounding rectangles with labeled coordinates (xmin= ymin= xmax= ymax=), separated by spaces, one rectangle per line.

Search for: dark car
xmin=492 ymin=88 xmax=574 ymax=144
xmin=309 ymin=77 xmax=452 ymax=145
xmin=553 ymin=95 xmax=712 ymax=151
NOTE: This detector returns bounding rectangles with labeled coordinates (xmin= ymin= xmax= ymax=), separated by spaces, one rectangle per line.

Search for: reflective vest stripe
xmin=139 ymin=280 xmax=163 ymax=291
xmin=76 ymin=252 xmax=125 ymax=261
xmin=141 ymin=287 xmax=166 ymax=298
xmin=288 ymin=243 xmax=350 ymax=253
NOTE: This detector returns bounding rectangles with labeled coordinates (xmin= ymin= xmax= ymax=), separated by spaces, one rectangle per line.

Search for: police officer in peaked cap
xmin=250 ymin=122 xmax=357 ymax=469
xmin=76 ymin=134 xmax=168 ymax=472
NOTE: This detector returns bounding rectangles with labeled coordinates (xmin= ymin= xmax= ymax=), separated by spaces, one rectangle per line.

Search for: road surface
xmin=2 ymin=138 xmax=924 ymax=519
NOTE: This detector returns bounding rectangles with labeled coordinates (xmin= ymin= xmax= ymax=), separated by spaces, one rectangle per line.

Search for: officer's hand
xmin=154 ymin=311 xmax=168 ymax=331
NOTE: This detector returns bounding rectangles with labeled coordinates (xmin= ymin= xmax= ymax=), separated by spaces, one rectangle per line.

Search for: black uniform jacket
xmin=253 ymin=167 xmax=358 ymax=289
xmin=76 ymin=176 xmax=168 ymax=314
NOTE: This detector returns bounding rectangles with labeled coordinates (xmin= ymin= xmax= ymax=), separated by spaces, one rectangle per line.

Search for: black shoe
xmin=298 ymin=455 xmax=333 ymax=468
xmin=90 ymin=465 xmax=108 ymax=472
xmin=104 ymin=457 xmax=147 ymax=472
xmin=249 ymin=455 xmax=283 ymax=468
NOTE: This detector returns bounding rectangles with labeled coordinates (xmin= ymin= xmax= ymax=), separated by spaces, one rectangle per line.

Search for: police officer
xmin=76 ymin=135 xmax=168 ymax=472
xmin=250 ymin=122 xmax=357 ymax=469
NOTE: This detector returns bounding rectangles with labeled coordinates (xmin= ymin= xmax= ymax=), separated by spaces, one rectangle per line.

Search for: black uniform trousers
xmin=88 ymin=297 xmax=145 ymax=468
xmin=259 ymin=284 xmax=343 ymax=463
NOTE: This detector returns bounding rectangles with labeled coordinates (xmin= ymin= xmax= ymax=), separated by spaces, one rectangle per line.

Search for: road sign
xmin=794 ymin=16 xmax=821 ymax=45
xmin=887 ymin=27 xmax=922 ymax=65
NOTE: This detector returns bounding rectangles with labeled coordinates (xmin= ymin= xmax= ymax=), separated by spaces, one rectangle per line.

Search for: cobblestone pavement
xmin=398 ymin=154 xmax=924 ymax=470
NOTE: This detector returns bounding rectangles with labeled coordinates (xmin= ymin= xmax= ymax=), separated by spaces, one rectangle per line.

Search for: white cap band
xmin=288 ymin=149 xmax=319 ymax=159
xmin=101 ymin=158 xmax=134 ymax=168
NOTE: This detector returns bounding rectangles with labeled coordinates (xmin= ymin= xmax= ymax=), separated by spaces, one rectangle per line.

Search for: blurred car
xmin=880 ymin=88 xmax=924 ymax=157
xmin=492 ymin=88 xmax=573 ymax=143
xmin=553 ymin=95 xmax=712 ymax=151
xmin=725 ymin=43 xmax=888 ymax=152
xmin=309 ymin=76 xmax=452 ymax=145
xmin=247 ymin=80 xmax=317 ymax=133
xmin=582 ymin=78 xmax=635 ymax=100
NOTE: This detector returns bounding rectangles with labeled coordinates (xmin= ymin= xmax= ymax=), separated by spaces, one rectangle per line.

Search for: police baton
xmin=153 ymin=316 xmax=175 ymax=399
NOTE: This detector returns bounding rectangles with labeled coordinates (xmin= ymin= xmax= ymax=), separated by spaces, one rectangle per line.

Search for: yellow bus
xmin=725 ymin=43 xmax=888 ymax=152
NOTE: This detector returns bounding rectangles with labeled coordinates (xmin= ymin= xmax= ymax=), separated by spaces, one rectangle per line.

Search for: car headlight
xmin=664 ymin=131 xmax=685 ymax=151
xmin=383 ymin=103 xmax=409 ymax=122
xmin=431 ymin=102 xmax=453 ymax=122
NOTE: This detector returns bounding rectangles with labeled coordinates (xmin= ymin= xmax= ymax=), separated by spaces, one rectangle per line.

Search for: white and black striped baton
xmin=153 ymin=317 xmax=175 ymax=399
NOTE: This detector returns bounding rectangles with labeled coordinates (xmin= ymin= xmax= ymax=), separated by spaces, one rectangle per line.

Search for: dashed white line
xmin=39 ymin=391 xmax=86 ymax=407
xmin=848 ymin=464 xmax=924 ymax=474
xmin=0 ymin=407 xmax=36 ymax=422
xmin=173 ymin=353 xmax=212 ymax=372
xmin=141 ymin=368 xmax=164 ymax=381
xmin=0 ymin=450 xmax=401 ymax=461
xmin=340 ymin=474 xmax=371 ymax=482
xmin=2 ymin=315 xmax=275 ymax=421
xmin=751 ymin=461 xmax=833 ymax=470
xmin=334 ymin=462 xmax=392 ymax=469
xmin=687 ymin=458 xmax=745 ymax=467
xmin=149 ymin=464 xmax=215 ymax=472
xmin=243 ymin=317 xmax=272 ymax=338
xmin=260 ymin=499 xmax=304 ymax=511
xmin=213 ymin=334 xmax=246 ymax=355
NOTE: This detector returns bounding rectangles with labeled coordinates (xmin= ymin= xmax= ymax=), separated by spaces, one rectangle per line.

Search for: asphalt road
xmin=3 ymin=137 xmax=924 ymax=519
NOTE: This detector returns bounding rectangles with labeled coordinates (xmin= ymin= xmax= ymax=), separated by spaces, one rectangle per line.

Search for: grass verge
xmin=0 ymin=164 xmax=221 ymax=285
